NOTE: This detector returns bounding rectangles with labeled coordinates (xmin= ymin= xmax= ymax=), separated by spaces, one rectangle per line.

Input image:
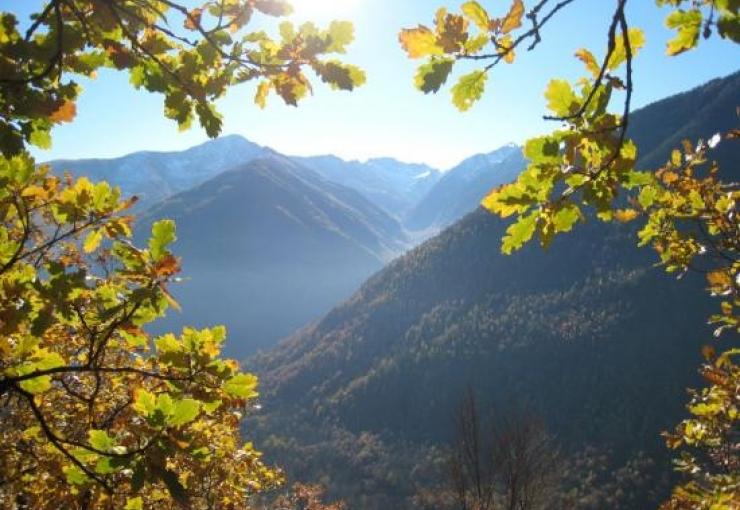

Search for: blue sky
xmin=16 ymin=0 xmax=740 ymax=169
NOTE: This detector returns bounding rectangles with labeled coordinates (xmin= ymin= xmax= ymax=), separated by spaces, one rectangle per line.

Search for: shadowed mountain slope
xmin=140 ymin=154 xmax=408 ymax=356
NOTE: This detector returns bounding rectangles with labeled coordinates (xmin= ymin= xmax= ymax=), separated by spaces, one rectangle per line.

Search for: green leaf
xmin=665 ymin=9 xmax=702 ymax=55
xmin=35 ymin=350 xmax=65 ymax=371
xmin=623 ymin=170 xmax=653 ymax=189
xmin=451 ymin=70 xmax=487 ymax=111
xmin=155 ymin=333 xmax=182 ymax=354
xmin=133 ymin=389 xmax=157 ymax=416
xmin=638 ymin=185 xmax=659 ymax=209
xmin=95 ymin=456 xmax=116 ymax=475
xmin=524 ymin=136 xmax=561 ymax=164
xmin=327 ymin=21 xmax=355 ymax=53
xmin=149 ymin=220 xmax=176 ymax=261
xmin=88 ymin=429 xmax=115 ymax=452
xmin=414 ymin=58 xmax=454 ymax=94
xmin=502 ymin=212 xmax=538 ymax=255
xmin=29 ymin=126 xmax=52 ymax=149
xmin=170 ymin=399 xmax=201 ymax=427
xmin=313 ymin=61 xmax=366 ymax=91
xmin=465 ymin=33 xmax=490 ymax=54
xmin=553 ymin=204 xmax=582 ymax=233
xmin=224 ymin=373 xmax=259 ymax=399
xmin=18 ymin=376 xmax=52 ymax=394
xmin=461 ymin=1 xmax=490 ymax=31
xmin=717 ymin=11 xmax=740 ymax=43
xmin=63 ymin=465 xmax=89 ymax=486
xmin=124 ymin=497 xmax=144 ymax=510
xmin=156 ymin=393 xmax=175 ymax=417
xmin=544 ymin=79 xmax=578 ymax=117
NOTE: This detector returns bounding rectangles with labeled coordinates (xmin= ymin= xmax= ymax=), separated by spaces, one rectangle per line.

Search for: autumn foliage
xmin=0 ymin=1 xmax=364 ymax=508
xmin=400 ymin=1 xmax=738 ymax=508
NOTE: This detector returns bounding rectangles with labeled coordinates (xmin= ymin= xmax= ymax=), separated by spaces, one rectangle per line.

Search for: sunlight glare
xmin=290 ymin=0 xmax=362 ymax=20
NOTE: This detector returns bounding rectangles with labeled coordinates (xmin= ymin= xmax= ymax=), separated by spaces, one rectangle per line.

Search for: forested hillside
xmin=250 ymin=211 xmax=711 ymax=509
xmin=4 ymin=1 xmax=736 ymax=509
xmin=246 ymin=73 xmax=740 ymax=509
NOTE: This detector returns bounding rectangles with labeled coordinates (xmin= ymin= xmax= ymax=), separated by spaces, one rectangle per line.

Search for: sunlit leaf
xmin=451 ymin=70 xmax=488 ymax=111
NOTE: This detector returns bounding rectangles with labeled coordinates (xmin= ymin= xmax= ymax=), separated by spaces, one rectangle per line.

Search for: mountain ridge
xmin=139 ymin=153 xmax=408 ymax=356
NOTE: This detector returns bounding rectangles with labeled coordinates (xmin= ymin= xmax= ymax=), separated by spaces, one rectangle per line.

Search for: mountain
xmin=48 ymin=135 xmax=267 ymax=210
xmin=246 ymin=74 xmax=740 ymax=509
xmin=294 ymin=155 xmax=441 ymax=218
xmin=627 ymin=70 xmax=740 ymax=171
xmin=140 ymin=154 xmax=408 ymax=357
xmin=404 ymin=70 xmax=740 ymax=235
xmin=404 ymin=144 xmax=524 ymax=233
xmin=48 ymin=134 xmax=443 ymax=221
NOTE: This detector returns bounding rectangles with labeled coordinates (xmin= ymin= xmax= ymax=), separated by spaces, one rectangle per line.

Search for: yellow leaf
xmin=21 ymin=185 xmax=48 ymax=200
xmin=461 ymin=1 xmax=490 ymax=31
xmin=661 ymin=171 xmax=679 ymax=185
xmin=544 ymin=79 xmax=578 ymax=117
xmin=500 ymin=35 xmax=515 ymax=63
xmin=399 ymin=26 xmax=444 ymax=58
xmin=255 ymin=81 xmax=270 ymax=109
xmin=83 ymin=229 xmax=104 ymax=253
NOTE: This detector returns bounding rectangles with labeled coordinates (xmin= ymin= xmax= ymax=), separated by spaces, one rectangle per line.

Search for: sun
xmin=289 ymin=0 xmax=362 ymax=19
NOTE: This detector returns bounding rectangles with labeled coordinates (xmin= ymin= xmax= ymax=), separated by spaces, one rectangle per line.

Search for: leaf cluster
xmin=0 ymin=0 xmax=365 ymax=156
xmin=399 ymin=0 xmax=526 ymax=111
xmin=0 ymin=155 xmax=280 ymax=508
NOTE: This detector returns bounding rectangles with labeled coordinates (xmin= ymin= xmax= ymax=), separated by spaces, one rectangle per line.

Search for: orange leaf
xmin=501 ymin=0 xmax=524 ymax=34
xmin=155 ymin=254 xmax=181 ymax=278
xmin=184 ymin=8 xmax=203 ymax=31
xmin=706 ymin=270 xmax=732 ymax=289
xmin=614 ymin=209 xmax=640 ymax=223
xmin=575 ymin=48 xmax=600 ymax=78
xmin=50 ymin=101 xmax=77 ymax=123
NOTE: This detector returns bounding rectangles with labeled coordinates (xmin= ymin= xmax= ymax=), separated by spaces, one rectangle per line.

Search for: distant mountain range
xmin=48 ymin=135 xmax=268 ymax=211
xmin=245 ymin=72 xmax=740 ymax=509
xmin=46 ymin=126 xmax=527 ymax=357
xmin=50 ymin=71 xmax=739 ymax=365
xmin=45 ymin=132 xmax=524 ymax=232
xmin=139 ymin=154 xmax=408 ymax=356
xmin=405 ymin=143 xmax=524 ymax=232
xmin=294 ymin=155 xmax=441 ymax=219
